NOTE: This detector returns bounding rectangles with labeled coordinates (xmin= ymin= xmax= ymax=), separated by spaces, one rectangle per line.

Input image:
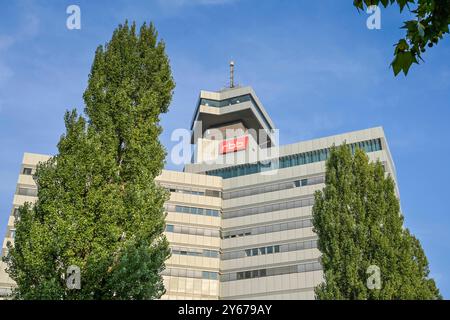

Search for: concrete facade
xmin=0 ymin=85 xmax=398 ymax=299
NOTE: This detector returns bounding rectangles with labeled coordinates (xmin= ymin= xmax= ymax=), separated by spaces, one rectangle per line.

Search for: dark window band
xmin=166 ymin=224 xmax=220 ymax=238
xmin=162 ymin=268 xmax=218 ymax=280
xmin=207 ymin=138 xmax=382 ymax=179
xmin=221 ymin=239 xmax=318 ymax=260
xmin=222 ymin=218 xmax=313 ymax=239
xmin=223 ymin=175 xmax=324 ymax=200
xmin=220 ymin=260 xmax=322 ymax=282
xmin=222 ymin=197 xmax=314 ymax=219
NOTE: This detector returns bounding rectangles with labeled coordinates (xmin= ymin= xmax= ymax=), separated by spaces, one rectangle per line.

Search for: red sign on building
xmin=219 ymin=135 xmax=249 ymax=154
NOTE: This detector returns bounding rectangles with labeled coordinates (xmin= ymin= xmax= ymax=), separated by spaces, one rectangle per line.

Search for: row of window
xmin=163 ymin=185 xmax=221 ymax=198
xmin=165 ymin=204 xmax=220 ymax=217
xmin=165 ymin=224 xmax=220 ymax=238
xmin=171 ymin=246 xmax=219 ymax=258
xmin=206 ymin=139 xmax=383 ymax=179
xmin=220 ymin=261 xmax=322 ymax=282
xmin=221 ymin=239 xmax=318 ymax=260
xmin=161 ymin=268 xmax=218 ymax=280
xmin=223 ymin=175 xmax=325 ymax=200
xmin=17 ymin=187 xmax=37 ymax=197
xmin=198 ymin=94 xmax=272 ymax=130
xmin=223 ymin=197 xmax=315 ymax=219
xmin=221 ymin=218 xmax=313 ymax=239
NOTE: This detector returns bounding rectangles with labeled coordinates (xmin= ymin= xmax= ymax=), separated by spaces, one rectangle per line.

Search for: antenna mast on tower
xmin=229 ymin=61 xmax=235 ymax=88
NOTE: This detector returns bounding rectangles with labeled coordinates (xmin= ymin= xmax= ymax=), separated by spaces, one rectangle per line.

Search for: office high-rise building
xmin=0 ymin=85 xmax=397 ymax=299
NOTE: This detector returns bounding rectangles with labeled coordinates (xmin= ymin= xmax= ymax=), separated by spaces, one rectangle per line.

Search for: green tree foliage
xmin=3 ymin=21 xmax=175 ymax=299
xmin=353 ymin=0 xmax=450 ymax=76
xmin=312 ymin=144 xmax=441 ymax=299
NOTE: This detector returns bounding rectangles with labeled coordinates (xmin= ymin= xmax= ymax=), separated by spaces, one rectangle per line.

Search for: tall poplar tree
xmin=313 ymin=144 xmax=441 ymax=299
xmin=4 ymin=21 xmax=175 ymax=299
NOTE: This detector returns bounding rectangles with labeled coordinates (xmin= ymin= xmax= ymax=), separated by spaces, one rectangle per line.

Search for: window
xmin=22 ymin=167 xmax=32 ymax=175
xmin=305 ymin=263 xmax=314 ymax=272
xmin=205 ymin=190 xmax=221 ymax=198
xmin=222 ymin=239 xmax=318 ymax=261
xmin=205 ymin=250 xmax=219 ymax=258
xmin=223 ymin=197 xmax=315 ymax=219
xmin=181 ymin=226 xmax=189 ymax=234
xmin=166 ymin=224 xmax=219 ymax=238
xmin=178 ymin=269 xmax=187 ymax=277
xmin=209 ymin=272 xmax=218 ymax=280
xmin=272 ymin=224 xmax=281 ymax=233
xmin=211 ymin=230 xmax=220 ymax=237
xmin=17 ymin=187 xmax=37 ymax=197
xmin=163 ymin=185 xmax=218 ymax=197
xmin=221 ymin=261 xmax=322 ymax=282
xmin=172 ymin=205 xmax=220 ymax=217
xmin=221 ymin=218 xmax=313 ymax=239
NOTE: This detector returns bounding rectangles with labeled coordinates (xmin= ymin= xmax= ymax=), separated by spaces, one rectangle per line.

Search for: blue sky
xmin=0 ymin=0 xmax=449 ymax=297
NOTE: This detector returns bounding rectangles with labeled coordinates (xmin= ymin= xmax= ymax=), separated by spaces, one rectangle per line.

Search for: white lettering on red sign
xmin=220 ymin=136 xmax=249 ymax=154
